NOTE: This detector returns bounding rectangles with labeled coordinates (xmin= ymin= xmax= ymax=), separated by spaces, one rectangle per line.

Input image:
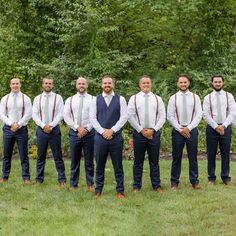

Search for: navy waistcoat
xmin=96 ymin=94 xmax=121 ymax=133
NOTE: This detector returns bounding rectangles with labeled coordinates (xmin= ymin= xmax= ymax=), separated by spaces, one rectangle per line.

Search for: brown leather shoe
xmin=0 ymin=178 xmax=7 ymax=183
xmin=192 ymin=183 xmax=201 ymax=190
xmin=156 ymin=187 xmax=164 ymax=194
xmin=133 ymin=188 xmax=140 ymax=193
xmin=59 ymin=182 xmax=66 ymax=188
xmin=171 ymin=184 xmax=178 ymax=192
xmin=24 ymin=179 xmax=31 ymax=184
xmin=88 ymin=185 xmax=95 ymax=192
xmin=117 ymin=192 xmax=125 ymax=199
xmin=223 ymin=180 xmax=231 ymax=185
xmin=94 ymin=192 xmax=101 ymax=199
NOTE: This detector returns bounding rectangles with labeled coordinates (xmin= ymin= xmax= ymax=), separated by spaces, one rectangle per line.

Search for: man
xmin=32 ymin=77 xmax=66 ymax=186
xmin=90 ymin=76 xmax=128 ymax=198
xmin=128 ymin=76 xmax=166 ymax=193
xmin=203 ymin=75 xmax=235 ymax=185
xmin=0 ymin=76 xmax=32 ymax=183
xmin=64 ymin=77 xmax=94 ymax=190
xmin=167 ymin=74 xmax=202 ymax=191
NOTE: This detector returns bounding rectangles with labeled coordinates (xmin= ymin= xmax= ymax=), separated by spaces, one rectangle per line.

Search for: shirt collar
xmin=102 ymin=91 xmax=115 ymax=97
xmin=10 ymin=91 xmax=22 ymax=96
xmin=212 ymin=89 xmax=224 ymax=95
xmin=140 ymin=91 xmax=152 ymax=97
xmin=178 ymin=90 xmax=190 ymax=96
xmin=77 ymin=92 xmax=87 ymax=97
xmin=43 ymin=91 xmax=53 ymax=97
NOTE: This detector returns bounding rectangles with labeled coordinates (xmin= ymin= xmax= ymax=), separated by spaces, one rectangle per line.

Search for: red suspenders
xmin=174 ymin=93 xmax=196 ymax=125
xmin=70 ymin=95 xmax=92 ymax=122
xmin=70 ymin=96 xmax=74 ymax=121
xmin=134 ymin=94 xmax=159 ymax=126
xmin=5 ymin=93 xmax=25 ymax=118
xmin=209 ymin=92 xmax=229 ymax=118
xmin=39 ymin=94 xmax=57 ymax=122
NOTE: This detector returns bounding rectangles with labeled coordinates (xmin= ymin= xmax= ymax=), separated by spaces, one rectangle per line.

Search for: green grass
xmin=0 ymin=158 xmax=236 ymax=236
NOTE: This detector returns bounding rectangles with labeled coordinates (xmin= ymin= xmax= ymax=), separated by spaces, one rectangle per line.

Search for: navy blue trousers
xmin=2 ymin=125 xmax=30 ymax=180
xmin=133 ymin=130 xmax=161 ymax=190
xmin=206 ymin=125 xmax=231 ymax=182
xmin=171 ymin=128 xmax=199 ymax=185
xmin=69 ymin=129 xmax=94 ymax=187
xmin=36 ymin=125 xmax=66 ymax=183
xmin=94 ymin=132 xmax=124 ymax=193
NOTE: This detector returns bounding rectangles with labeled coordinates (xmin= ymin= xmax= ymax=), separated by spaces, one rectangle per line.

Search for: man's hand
xmin=102 ymin=129 xmax=114 ymax=140
xmin=179 ymin=127 xmax=191 ymax=139
xmin=77 ymin=127 xmax=88 ymax=138
xmin=10 ymin=123 xmax=20 ymax=132
xmin=141 ymin=128 xmax=154 ymax=140
xmin=43 ymin=124 xmax=53 ymax=134
xmin=215 ymin=125 xmax=225 ymax=135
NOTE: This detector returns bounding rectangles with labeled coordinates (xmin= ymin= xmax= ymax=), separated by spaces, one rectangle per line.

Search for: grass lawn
xmin=0 ymin=158 xmax=236 ymax=236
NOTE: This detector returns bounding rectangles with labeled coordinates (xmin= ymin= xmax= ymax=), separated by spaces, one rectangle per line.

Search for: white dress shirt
xmin=64 ymin=92 xmax=93 ymax=131
xmin=32 ymin=91 xmax=64 ymax=128
xmin=167 ymin=90 xmax=202 ymax=131
xmin=0 ymin=91 xmax=32 ymax=127
xmin=203 ymin=90 xmax=236 ymax=129
xmin=89 ymin=91 xmax=128 ymax=134
xmin=128 ymin=91 xmax=166 ymax=132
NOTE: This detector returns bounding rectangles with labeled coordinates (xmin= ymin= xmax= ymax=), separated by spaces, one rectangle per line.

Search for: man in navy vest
xmin=90 ymin=76 xmax=128 ymax=198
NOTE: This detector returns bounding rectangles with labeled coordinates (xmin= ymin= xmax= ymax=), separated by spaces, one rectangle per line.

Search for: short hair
xmin=139 ymin=75 xmax=152 ymax=83
xmin=102 ymin=75 xmax=115 ymax=83
xmin=76 ymin=76 xmax=88 ymax=84
xmin=177 ymin=74 xmax=190 ymax=82
xmin=10 ymin=75 xmax=20 ymax=84
xmin=42 ymin=76 xmax=53 ymax=83
xmin=211 ymin=74 xmax=224 ymax=82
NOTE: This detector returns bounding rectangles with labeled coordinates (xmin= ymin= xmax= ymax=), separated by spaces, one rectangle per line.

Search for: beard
xmin=179 ymin=87 xmax=188 ymax=92
xmin=44 ymin=88 xmax=52 ymax=93
xmin=77 ymin=88 xmax=86 ymax=94
xmin=212 ymin=85 xmax=223 ymax=92
xmin=103 ymin=87 xmax=113 ymax=94
xmin=213 ymin=88 xmax=222 ymax=92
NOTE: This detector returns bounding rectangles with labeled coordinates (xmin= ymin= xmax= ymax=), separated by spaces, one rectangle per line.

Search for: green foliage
xmin=0 ymin=0 xmax=235 ymax=98
xmin=0 ymin=0 xmax=236 ymax=152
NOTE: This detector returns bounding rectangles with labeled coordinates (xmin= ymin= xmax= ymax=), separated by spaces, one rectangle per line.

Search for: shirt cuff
xmin=175 ymin=124 xmax=182 ymax=132
xmin=74 ymin=124 xmax=79 ymax=130
xmin=222 ymin=123 xmax=228 ymax=128
xmin=48 ymin=122 xmax=56 ymax=128
xmin=17 ymin=121 xmax=23 ymax=128
xmin=212 ymin=123 xmax=218 ymax=129
xmin=187 ymin=124 xmax=193 ymax=131
xmin=111 ymin=126 xmax=118 ymax=133
xmin=84 ymin=124 xmax=92 ymax=132
xmin=40 ymin=123 xmax=46 ymax=129
xmin=98 ymin=127 xmax=105 ymax=135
